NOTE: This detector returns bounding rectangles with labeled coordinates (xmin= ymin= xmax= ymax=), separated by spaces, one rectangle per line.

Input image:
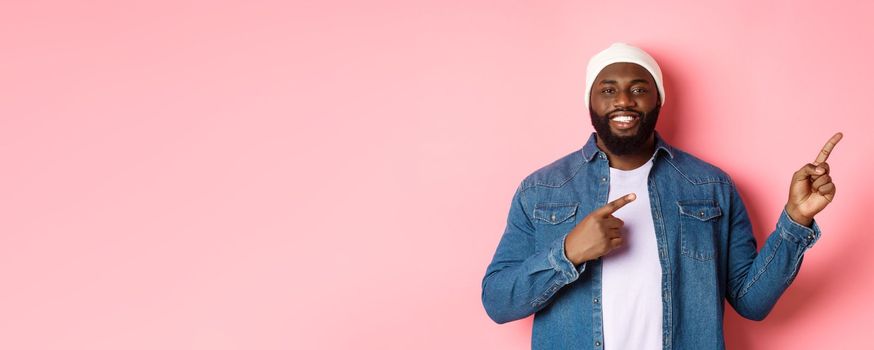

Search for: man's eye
xmin=632 ymin=88 xmax=647 ymax=94
xmin=601 ymin=89 xmax=615 ymax=94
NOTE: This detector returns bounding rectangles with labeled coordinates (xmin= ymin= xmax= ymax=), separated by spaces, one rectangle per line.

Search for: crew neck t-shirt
xmin=602 ymin=156 xmax=663 ymax=350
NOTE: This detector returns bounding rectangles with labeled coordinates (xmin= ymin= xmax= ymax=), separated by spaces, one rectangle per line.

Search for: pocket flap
xmin=678 ymin=200 xmax=722 ymax=221
xmin=533 ymin=202 xmax=578 ymax=224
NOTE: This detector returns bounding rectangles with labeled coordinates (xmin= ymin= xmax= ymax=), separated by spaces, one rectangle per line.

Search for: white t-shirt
xmin=602 ymin=156 xmax=663 ymax=350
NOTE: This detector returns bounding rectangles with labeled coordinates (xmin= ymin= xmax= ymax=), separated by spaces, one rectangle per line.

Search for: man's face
xmin=589 ymin=62 xmax=661 ymax=155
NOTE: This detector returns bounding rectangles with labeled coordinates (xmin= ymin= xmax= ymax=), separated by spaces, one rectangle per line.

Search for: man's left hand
xmin=786 ymin=132 xmax=842 ymax=227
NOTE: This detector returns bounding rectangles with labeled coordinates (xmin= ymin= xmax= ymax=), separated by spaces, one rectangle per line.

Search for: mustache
xmin=606 ymin=108 xmax=643 ymax=117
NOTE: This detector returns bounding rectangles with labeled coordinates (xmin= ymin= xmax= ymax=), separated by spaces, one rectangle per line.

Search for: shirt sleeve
xmin=724 ymin=183 xmax=822 ymax=321
xmin=481 ymin=183 xmax=587 ymax=324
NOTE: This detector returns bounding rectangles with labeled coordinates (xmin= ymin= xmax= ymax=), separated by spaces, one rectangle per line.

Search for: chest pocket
xmin=678 ymin=200 xmax=722 ymax=261
xmin=533 ymin=202 xmax=578 ymax=225
xmin=532 ymin=202 xmax=578 ymax=251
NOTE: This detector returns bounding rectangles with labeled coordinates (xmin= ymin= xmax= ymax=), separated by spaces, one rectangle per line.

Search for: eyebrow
xmin=598 ymin=79 xmax=651 ymax=85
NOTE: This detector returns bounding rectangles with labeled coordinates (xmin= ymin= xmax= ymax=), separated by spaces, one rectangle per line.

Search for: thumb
xmin=793 ymin=163 xmax=825 ymax=182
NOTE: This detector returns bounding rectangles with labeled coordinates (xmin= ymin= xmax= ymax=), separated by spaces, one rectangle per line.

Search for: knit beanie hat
xmin=585 ymin=42 xmax=665 ymax=110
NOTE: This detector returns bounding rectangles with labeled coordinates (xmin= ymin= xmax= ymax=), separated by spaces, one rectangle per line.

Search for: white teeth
xmin=612 ymin=116 xmax=634 ymax=123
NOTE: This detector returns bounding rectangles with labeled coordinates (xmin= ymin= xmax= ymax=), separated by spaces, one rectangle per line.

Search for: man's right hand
xmin=563 ymin=193 xmax=636 ymax=265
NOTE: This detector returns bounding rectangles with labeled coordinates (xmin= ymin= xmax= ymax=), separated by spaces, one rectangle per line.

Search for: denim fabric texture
xmin=481 ymin=132 xmax=821 ymax=350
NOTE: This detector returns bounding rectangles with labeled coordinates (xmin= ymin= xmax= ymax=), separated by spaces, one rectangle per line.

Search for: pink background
xmin=2 ymin=1 xmax=872 ymax=349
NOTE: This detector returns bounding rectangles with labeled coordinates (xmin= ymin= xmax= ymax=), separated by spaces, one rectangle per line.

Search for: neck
xmin=596 ymin=133 xmax=656 ymax=170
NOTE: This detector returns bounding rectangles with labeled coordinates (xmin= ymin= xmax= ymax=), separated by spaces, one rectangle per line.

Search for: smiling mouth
xmin=609 ymin=112 xmax=641 ymax=131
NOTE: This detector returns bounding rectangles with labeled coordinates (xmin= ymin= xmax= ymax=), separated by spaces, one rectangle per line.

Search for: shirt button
xmin=593 ymin=297 xmax=599 ymax=304
xmin=601 ymin=177 xmax=607 ymax=182
xmin=551 ymin=213 xmax=557 ymax=221
xmin=595 ymin=341 xmax=602 ymax=347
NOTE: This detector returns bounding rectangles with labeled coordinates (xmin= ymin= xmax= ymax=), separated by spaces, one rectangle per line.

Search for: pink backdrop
xmin=2 ymin=1 xmax=872 ymax=349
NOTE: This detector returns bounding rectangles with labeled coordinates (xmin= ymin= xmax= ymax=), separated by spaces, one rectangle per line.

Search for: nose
xmin=613 ymin=90 xmax=636 ymax=108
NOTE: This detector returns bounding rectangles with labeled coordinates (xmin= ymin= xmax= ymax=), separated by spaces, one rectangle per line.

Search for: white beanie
xmin=584 ymin=42 xmax=665 ymax=110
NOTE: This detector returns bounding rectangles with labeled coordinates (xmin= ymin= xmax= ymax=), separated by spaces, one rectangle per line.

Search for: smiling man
xmin=481 ymin=43 xmax=841 ymax=349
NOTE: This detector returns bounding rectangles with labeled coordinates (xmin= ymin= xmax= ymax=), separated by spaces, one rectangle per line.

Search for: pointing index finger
xmin=814 ymin=132 xmax=843 ymax=165
xmin=597 ymin=193 xmax=636 ymax=217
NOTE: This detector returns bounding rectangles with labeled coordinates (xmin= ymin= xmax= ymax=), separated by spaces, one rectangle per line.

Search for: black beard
xmin=589 ymin=103 xmax=660 ymax=156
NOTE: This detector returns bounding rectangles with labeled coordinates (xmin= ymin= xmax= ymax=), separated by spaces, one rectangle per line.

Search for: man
xmin=480 ymin=42 xmax=841 ymax=349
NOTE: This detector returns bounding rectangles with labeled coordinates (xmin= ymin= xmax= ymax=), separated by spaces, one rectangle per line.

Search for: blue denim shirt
xmin=481 ymin=132 xmax=821 ymax=349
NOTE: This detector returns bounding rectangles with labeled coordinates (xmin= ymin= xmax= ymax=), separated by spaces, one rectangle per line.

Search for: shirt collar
xmin=581 ymin=131 xmax=675 ymax=162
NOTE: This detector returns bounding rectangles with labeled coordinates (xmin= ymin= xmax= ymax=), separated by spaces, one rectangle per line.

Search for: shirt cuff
xmin=777 ymin=208 xmax=822 ymax=249
xmin=547 ymin=232 xmax=587 ymax=284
